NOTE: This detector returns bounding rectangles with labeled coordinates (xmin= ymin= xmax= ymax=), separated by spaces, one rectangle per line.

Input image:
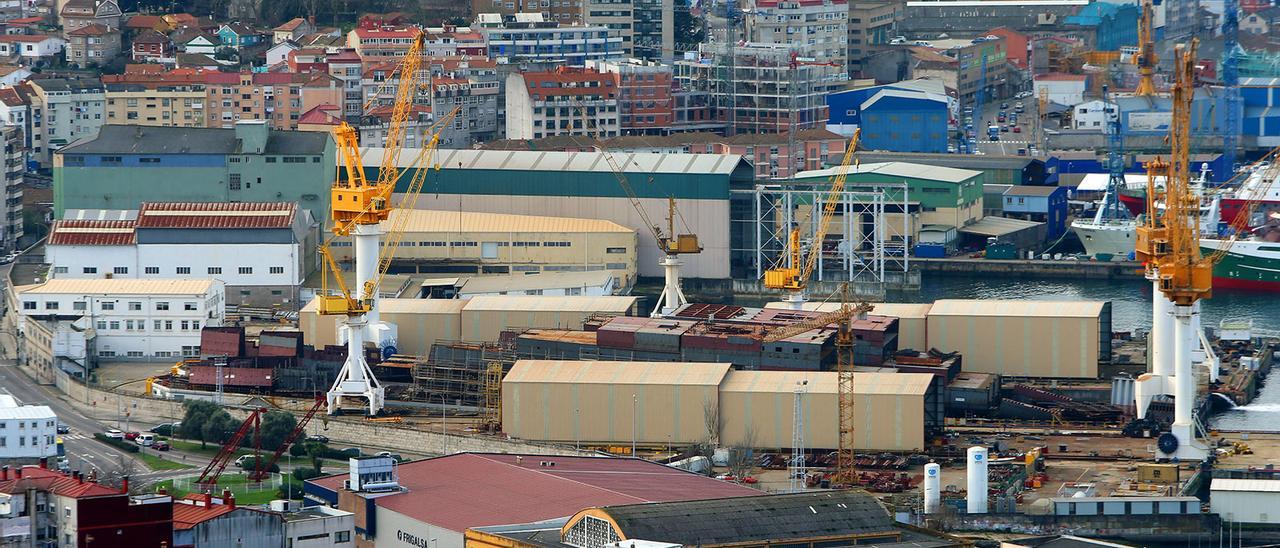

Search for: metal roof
xmin=1049 ymin=496 xmax=1200 ymax=503
xmin=1210 ymin=478 xmax=1280 ymax=493
xmin=956 ymin=215 xmax=1042 ymax=237
xmin=360 ymin=147 xmax=748 ymax=176
xmin=763 ymin=301 xmax=933 ymax=319
xmin=306 ymin=453 xmax=761 ymax=534
xmin=795 ymin=161 xmax=982 ymax=184
xmin=16 ymin=278 xmax=218 ymax=296
xmin=458 ymin=270 xmax=614 ymax=294
xmin=462 ymin=295 xmax=636 ymax=313
xmin=136 ymin=202 xmax=296 ymax=229
xmin=505 ymin=360 xmax=733 ymax=386
xmin=0 ymin=404 xmax=56 ymax=420
xmin=48 ymin=219 xmax=136 ymax=246
xmin=387 ymin=208 xmax=633 ymax=234
xmin=928 ymin=299 xmax=1107 ymax=318
xmin=720 ymin=370 xmax=934 ymax=396
xmin=1003 ymin=185 xmax=1062 ymax=197
xmin=58 ymin=124 xmax=330 ymax=156
xmin=853 ymin=151 xmax=1037 ymax=171
xmin=597 ymin=491 xmax=901 ymax=546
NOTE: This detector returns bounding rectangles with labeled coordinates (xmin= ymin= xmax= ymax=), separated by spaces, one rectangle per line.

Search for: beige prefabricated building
xmin=300 ymin=295 xmax=638 ymax=355
xmin=766 ymin=301 xmax=931 ymax=351
xmin=501 ymin=360 xmax=934 ymax=452
xmin=926 ymin=299 xmax=1110 ymax=378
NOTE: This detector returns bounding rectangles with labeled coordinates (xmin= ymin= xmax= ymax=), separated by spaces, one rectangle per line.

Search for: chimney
xmin=14 ymin=467 xmax=22 ymax=479
xmin=75 ymin=472 xmax=83 ymax=483
xmin=1 ymin=465 xmax=7 ymax=480
xmin=121 ymin=475 xmax=130 ymax=493
xmin=158 ymin=487 xmax=168 ymax=495
xmin=222 ymin=489 xmax=235 ymax=509
xmin=39 ymin=457 xmax=47 ymax=469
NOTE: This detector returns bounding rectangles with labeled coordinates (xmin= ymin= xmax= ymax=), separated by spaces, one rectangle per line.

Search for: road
xmin=961 ymin=93 xmax=1047 ymax=157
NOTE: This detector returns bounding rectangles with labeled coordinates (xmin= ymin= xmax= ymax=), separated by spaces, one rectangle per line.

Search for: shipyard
xmin=0 ymin=0 xmax=1279 ymax=546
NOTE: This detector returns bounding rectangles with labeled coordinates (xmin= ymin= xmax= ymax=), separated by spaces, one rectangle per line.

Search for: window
xmin=269 ymin=266 xmax=284 ymax=274
xmin=96 ymin=321 xmax=107 ymax=330
xmin=184 ymin=302 xmax=197 ymax=311
xmin=335 ymin=531 xmax=351 ymax=543
xmin=73 ymin=301 xmax=86 ymax=311
xmin=44 ymin=302 xmax=58 ymax=310
xmin=101 ymin=302 xmax=114 ymax=310
xmin=177 ymin=267 xmax=191 ymax=274
xmin=153 ymin=320 xmax=161 ymax=330
xmin=208 ymin=267 xmax=222 ymax=275
xmin=108 ymin=321 xmax=119 ymax=330
xmin=54 ymin=266 xmax=68 ymax=274
xmin=145 ymin=266 xmax=159 ymax=274
xmin=229 ymin=173 xmax=241 ymax=190
xmin=128 ymin=301 xmax=141 ymax=311
xmin=238 ymin=267 xmax=252 ymax=274
xmin=156 ymin=302 xmax=169 ymax=311
xmin=113 ymin=266 xmax=128 ymax=275
xmin=83 ymin=267 xmax=97 ymax=274
xmin=165 ymin=321 xmax=173 ymax=331
xmin=22 ymin=301 xmax=35 ymax=310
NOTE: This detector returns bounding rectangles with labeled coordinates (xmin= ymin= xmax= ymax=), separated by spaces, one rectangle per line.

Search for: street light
xmin=631 ymin=394 xmax=637 ymax=457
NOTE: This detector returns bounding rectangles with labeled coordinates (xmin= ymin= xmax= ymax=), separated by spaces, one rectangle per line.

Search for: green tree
xmin=304 ymin=441 xmax=326 ymax=474
xmin=179 ymin=400 xmax=219 ymax=448
xmin=674 ymin=0 xmax=705 ymax=54
xmin=259 ymin=411 xmax=297 ymax=452
xmin=201 ymin=409 xmax=236 ymax=447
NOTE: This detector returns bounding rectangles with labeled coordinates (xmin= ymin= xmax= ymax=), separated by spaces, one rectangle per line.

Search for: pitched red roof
xmin=309 ymin=453 xmax=762 ymax=533
xmin=172 ymin=495 xmax=237 ymax=530
xmin=274 ymin=17 xmax=308 ymax=32
xmin=0 ymin=88 xmax=27 ymax=107
xmin=186 ymin=366 xmax=273 ymax=387
xmin=133 ymin=29 xmax=170 ymax=44
xmin=136 ymin=202 xmax=297 ymax=229
xmin=48 ymin=219 xmax=137 ymax=246
xmin=68 ymin=23 xmax=114 ymax=37
xmin=297 ymin=104 xmax=342 ymax=125
xmin=125 ymin=14 xmax=164 ymax=29
xmin=0 ymin=466 xmax=124 ymax=498
xmin=0 ymin=34 xmax=59 ymax=43
xmin=7 ymin=16 xmax=45 ymax=25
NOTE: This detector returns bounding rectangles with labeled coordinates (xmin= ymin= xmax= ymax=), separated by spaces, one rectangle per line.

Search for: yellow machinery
xmin=764 ymin=129 xmax=861 ymax=308
xmin=317 ymin=29 xmax=458 ymax=415
xmin=1134 ymin=0 xmax=1159 ymax=96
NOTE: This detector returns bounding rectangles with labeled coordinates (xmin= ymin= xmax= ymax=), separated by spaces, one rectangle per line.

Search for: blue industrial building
xmin=1047 ymin=152 xmax=1229 ymax=184
xmin=827 ymin=79 xmax=950 ymax=153
xmin=1001 ymin=186 xmax=1069 ymax=241
xmin=1064 ymin=2 xmax=1139 ymax=51
xmin=1242 ymin=77 xmax=1280 ymax=148
xmin=1113 ymin=89 xmax=1228 ymax=136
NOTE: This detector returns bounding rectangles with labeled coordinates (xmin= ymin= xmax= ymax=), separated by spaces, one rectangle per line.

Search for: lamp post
xmin=631 ymin=394 xmax=637 ymax=457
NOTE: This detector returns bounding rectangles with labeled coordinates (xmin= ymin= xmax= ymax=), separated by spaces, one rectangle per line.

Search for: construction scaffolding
xmin=739 ymin=183 xmax=916 ymax=293
xmin=409 ymin=341 xmax=517 ymax=409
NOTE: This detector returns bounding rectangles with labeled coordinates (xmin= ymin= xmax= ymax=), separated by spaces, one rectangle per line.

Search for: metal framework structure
xmin=742 ymin=183 xmax=912 ymax=289
xmin=789 ymin=380 xmax=807 ymax=493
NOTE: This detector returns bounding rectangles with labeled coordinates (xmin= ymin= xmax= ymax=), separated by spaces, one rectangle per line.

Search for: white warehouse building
xmin=15 ymin=279 xmax=225 ymax=360
xmin=0 ymin=395 xmax=58 ymax=460
xmin=1210 ymin=478 xmax=1280 ymax=524
xmin=47 ymin=202 xmax=316 ymax=307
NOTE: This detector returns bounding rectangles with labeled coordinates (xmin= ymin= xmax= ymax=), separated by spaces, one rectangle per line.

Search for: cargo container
xmin=914 ymin=243 xmax=947 ymax=258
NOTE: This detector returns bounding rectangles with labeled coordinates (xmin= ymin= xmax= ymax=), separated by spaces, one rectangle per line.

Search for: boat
xmin=1121 ymin=161 xmax=1280 ymax=228
xmin=1201 ymin=220 xmax=1280 ymax=291
xmin=1072 ymin=217 xmax=1136 ymax=260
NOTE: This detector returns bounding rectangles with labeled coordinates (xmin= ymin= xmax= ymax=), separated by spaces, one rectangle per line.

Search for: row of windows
xmin=0 ymin=435 xmax=53 ymax=447
xmin=94 ymin=319 xmax=200 ymax=331
xmin=100 ymin=346 xmax=199 ymax=358
xmin=58 ymin=266 xmax=286 ymax=275
xmin=0 ymin=420 xmax=55 ymax=429
xmin=25 ymin=300 xmax=200 ymax=311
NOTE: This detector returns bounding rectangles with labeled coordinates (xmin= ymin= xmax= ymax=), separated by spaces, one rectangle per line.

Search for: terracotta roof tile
xmin=136 ymin=202 xmax=296 ymax=229
xmin=48 ymin=219 xmax=137 ymax=246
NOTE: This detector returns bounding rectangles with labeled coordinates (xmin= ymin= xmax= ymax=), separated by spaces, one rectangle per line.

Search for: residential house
xmin=265 ymin=39 xmax=297 ymax=66
xmin=65 ymin=23 xmax=121 ymax=67
xmin=124 ymin=14 xmax=171 ymax=34
xmin=204 ymin=71 xmax=342 ymax=130
xmin=0 ymin=66 xmax=31 ymax=86
xmin=346 ymin=21 xmax=418 ymax=59
xmin=59 ymin=0 xmax=121 ymax=33
xmin=0 ymin=34 xmax=66 ymax=64
xmin=131 ymin=29 xmax=173 ymax=62
xmin=0 ymin=465 xmax=174 ymax=547
xmin=174 ymin=29 xmax=219 ymax=54
xmin=28 ymin=78 xmax=105 ymax=166
xmin=272 ymin=17 xmax=315 ymax=44
xmin=296 ymin=103 xmax=342 ymax=132
xmin=217 ymin=22 xmax=264 ymax=50
xmin=504 ymin=66 xmax=619 ymax=139
xmin=1241 ymin=6 xmax=1280 ymax=34
xmin=0 ymin=83 xmax=34 ymax=151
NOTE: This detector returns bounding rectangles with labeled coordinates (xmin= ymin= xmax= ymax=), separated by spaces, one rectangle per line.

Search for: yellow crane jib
xmin=764 ymin=128 xmax=861 ymax=293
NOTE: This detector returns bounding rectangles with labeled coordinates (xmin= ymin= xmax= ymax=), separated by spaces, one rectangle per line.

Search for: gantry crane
xmin=764 ymin=129 xmax=861 ymax=310
xmin=318 ymin=29 xmax=459 ymax=415
xmin=574 ymin=101 xmax=702 ymax=316
xmin=1133 ymin=0 xmax=1158 ymax=96
xmin=763 ymin=296 xmax=873 ymax=487
xmin=1133 ymin=39 xmax=1207 ymax=461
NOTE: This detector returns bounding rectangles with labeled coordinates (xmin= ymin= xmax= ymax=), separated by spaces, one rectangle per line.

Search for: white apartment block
xmin=747 ymin=0 xmax=849 ymax=70
xmin=504 ymin=68 xmax=620 ymax=139
xmin=15 ymin=278 xmax=225 ymax=360
xmin=29 ymin=78 xmax=104 ymax=166
xmin=0 ymin=395 xmax=58 ymax=460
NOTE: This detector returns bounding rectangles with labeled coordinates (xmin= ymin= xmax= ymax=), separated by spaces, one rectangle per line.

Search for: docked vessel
xmin=1072 ymin=217 xmax=1136 ymax=259
xmin=1121 ymin=162 xmax=1280 ymax=228
xmin=1202 ymin=221 xmax=1280 ymax=291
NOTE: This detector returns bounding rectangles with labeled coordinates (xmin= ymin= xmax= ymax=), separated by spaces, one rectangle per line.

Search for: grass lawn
xmin=136 ymin=452 xmax=192 ymax=471
xmin=153 ymin=473 xmax=292 ymax=505
xmin=167 ymin=438 xmax=258 ymax=459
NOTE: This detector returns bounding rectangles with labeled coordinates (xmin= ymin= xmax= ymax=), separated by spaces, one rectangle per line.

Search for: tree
xmin=259 ymin=411 xmax=297 ymax=452
xmin=673 ymin=0 xmax=705 ymax=55
xmin=304 ymin=441 xmax=326 ymax=474
xmin=213 ymin=47 xmax=238 ymax=62
xmin=100 ymin=453 xmax=141 ymax=493
xmin=726 ymin=426 xmax=757 ymax=481
xmin=201 ymin=409 xmax=236 ymax=448
xmin=179 ymin=400 xmax=220 ymax=447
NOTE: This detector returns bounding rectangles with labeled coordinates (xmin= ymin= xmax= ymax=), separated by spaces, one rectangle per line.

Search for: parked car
xmin=375 ymin=451 xmax=404 ymax=462
xmin=56 ymin=424 xmax=69 ymax=434
xmin=136 ymin=433 xmax=156 ymax=446
xmin=124 ymin=431 xmax=140 ymax=441
xmin=104 ymin=429 xmax=124 ymax=439
xmin=1000 ymin=102 xmax=1009 ymax=109
xmin=305 ymin=434 xmax=329 ymax=444
xmin=1000 ymin=125 xmax=1009 ymax=132
xmin=152 ymin=441 xmax=171 ymax=451
xmin=149 ymin=422 xmax=179 ymax=436
xmin=1013 ymin=126 xmax=1022 ymax=133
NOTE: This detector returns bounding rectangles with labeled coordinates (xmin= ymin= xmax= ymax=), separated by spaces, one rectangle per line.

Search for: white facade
xmin=504 ymin=71 xmax=620 ymax=139
xmin=1033 ymin=77 xmax=1087 ymax=108
xmin=747 ymin=0 xmax=849 ymax=70
xmin=1072 ymin=100 xmax=1117 ymax=131
xmin=0 ymin=67 xmax=30 ymax=86
xmin=48 ymin=244 xmax=306 ymax=289
xmin=0 ymin=396 xmax=58 ymax=460
xmin=16 ymin=279 xmax=225 ymax=360
xmin=282 ymin=506 xmax=355 ymax=547
xmin=30 ymin=79 xmax=105 ymax=166
xmin=265 ymin=41 xmax=297 ymax=67
xmin=1210 ymin=479 xmax=1280 ymax=524
xmin=0 ymin=36 xmax=66 ymax=59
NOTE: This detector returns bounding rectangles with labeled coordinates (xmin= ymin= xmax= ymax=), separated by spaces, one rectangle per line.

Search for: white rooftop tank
xmin=966 ymin=446 xmax=989 ymax=514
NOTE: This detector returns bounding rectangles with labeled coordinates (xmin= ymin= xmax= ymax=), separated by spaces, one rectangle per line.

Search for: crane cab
xmin=662 ymin=234 xmax=702 ymax=255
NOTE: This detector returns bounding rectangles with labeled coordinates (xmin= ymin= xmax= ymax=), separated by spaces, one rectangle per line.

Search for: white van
xmin=136 ymin=433 xmax=155 ymax=446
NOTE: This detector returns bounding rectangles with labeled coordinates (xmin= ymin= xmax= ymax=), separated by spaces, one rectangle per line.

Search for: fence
xmin=170 ymin=472 xmax=284 ymax=494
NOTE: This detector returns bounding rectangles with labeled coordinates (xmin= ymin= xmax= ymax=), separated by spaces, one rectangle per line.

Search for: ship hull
xmin=1072 ymin=219 xmax=1136 ymax=259
xmin=1202 ymin=239 xmax=1280 ymax=291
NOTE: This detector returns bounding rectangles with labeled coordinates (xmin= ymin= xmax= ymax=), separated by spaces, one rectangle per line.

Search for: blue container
xmin=914 ymin=243 xmax=947 ymax=258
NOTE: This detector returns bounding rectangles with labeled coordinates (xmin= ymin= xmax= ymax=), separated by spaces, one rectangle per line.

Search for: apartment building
xmin=476 ymin=12 xmax=623 ymax=66
xmin=428 ymin=57 xmax=501 ymax=145
xmin=470 ymin=0 xmax=584 ymax=24
xmin=346 ymin=22 xmax=418 ymax=59
xmin=2 ymin=125 xmax=21 ymax=252
xmin=0 ymin=397 xmax=57 ymax=460
xmin=505 ymin=66 xmax=619 ymax=139
xmin=0 ymin=466 xmax=174 ymax=546
xmin=0 ymin=83 xmax=34 ymax=151
xmin=29 ymin=78 xmax=105 ymax=166
xmin=748 ymin=0 xmax=848 ymax=69
xmin=848 ymin=1 xmax=900 ymax=77
xmin=16 ymin=278 xmax=225 ymax=359
xmin=64 ymin=23 xmax=121 ymax=67
xmin=204 ymin=71 xmax=343 ymax=130
xmin=588 ymin=59 xmax=673 ymax=134
xmin=104 ymin=84 xmax=205 ymax=127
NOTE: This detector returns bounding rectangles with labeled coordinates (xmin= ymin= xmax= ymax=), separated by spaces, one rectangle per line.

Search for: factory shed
xmin=461 ymin=296 xmax=638 ymax=343
xmin=502 ymin=360 xmax=731 ymax=445
xmin=1210 ymin=478 xmax=1280 ymax=524
xmin=926 ymin=300 xmax=1110 ymax=378
xmin=300 ymin=298 xmax=466 ymax=355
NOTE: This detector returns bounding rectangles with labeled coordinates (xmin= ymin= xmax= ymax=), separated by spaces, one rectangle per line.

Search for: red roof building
xmin=47 ymin=219 xmax=137 ymax=246
xmin=136 ymin=201 xmax=298 ymax=229
xmin=131 ymin=28 xmax=173 ymax=61
xmin=172 ymin=491 xmax=285 ymax=548
xmin=0 ymin=464 xmax=173 ymax=547
xmin=307 ymin=453 xmax=762 ymax=546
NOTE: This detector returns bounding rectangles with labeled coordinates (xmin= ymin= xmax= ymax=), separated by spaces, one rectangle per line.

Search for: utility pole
xmin=631 ymin=393 xmax=637 ymax=456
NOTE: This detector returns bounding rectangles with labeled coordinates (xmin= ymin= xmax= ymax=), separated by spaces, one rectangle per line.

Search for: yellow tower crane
xmin=1134 ymin=0 xmax=1159 ymax=96
xmin=764 ymin=129 xmax=861 ymax=309
xmin=317 ymin=29 xmax=459 ymax=415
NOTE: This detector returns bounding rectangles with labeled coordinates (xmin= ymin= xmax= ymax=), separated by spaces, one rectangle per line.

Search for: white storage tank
xmin=923 ymin=462 xmax=941 ymax=514
xmin=967 ymin=446 xmax=989 ymax=514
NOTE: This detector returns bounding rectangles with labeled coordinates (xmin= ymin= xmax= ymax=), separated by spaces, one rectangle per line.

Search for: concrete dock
xmin=912 ymin=257 xmax=1144 ymax=280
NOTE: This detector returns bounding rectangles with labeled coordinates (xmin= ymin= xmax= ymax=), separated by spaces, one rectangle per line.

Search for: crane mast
xmin=1134 ymin=0 xmax=1158 ymax=97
